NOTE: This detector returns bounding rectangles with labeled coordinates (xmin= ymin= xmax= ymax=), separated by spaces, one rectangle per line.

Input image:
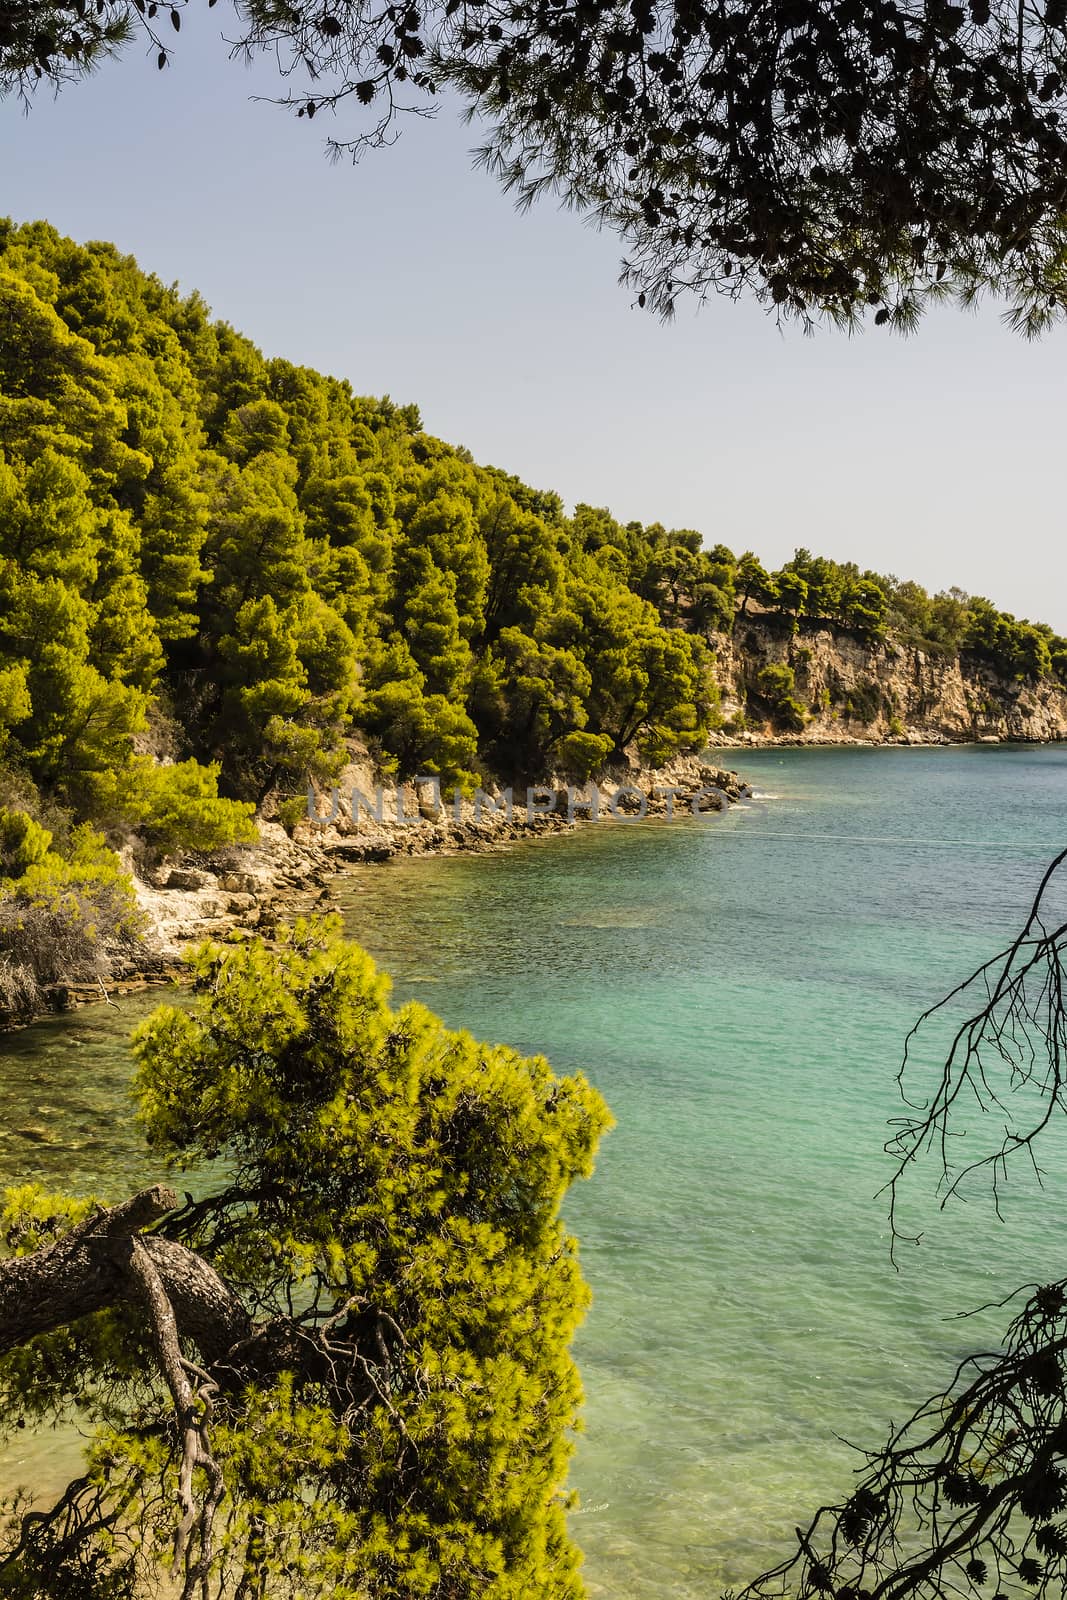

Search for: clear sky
xmin=4 ymin=4 xmax=1066 ymax=628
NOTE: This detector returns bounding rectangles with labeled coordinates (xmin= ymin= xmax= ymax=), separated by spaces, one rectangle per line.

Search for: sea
xmin=3 ymin=743 xmax=1067 ymax=1597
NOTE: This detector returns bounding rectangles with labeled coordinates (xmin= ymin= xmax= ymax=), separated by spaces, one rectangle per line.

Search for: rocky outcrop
xmin=291 ymin=751 xmax=749 ymax=859
xmin=709 ymin=612 xmax=1067 ymax=745
xmin=23 ymin=826 xmax=340 ymax=1019
xmin=22 ymin=753 xmax=745 ymax=1024
xmin=131 ymin=823 xmax=337 ymax=959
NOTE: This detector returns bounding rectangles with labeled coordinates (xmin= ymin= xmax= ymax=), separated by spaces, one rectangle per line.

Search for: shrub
xmin=756 ymin=662 xmax=797 ymax=701
xmin=843 ymin=678 xmax=884 ymax=724
xmin=0 ymin=806 xmax=52 ymax=877
xmin=277 ymin=793 xmax=311 ymax=835
xmin=0 ymin=809 xmax=142 ymax=1012
xmin=776 ymin=696 xmax=808 ymax=732
xmin=553 ymin=730 xmax=614 ymax=783
xmin=754 ymin=664 xmax=808 ymax=731
xmin=90 ymin=757 xmax=257 ymax=855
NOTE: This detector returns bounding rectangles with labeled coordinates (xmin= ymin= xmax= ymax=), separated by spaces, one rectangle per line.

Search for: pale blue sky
xmin=3 ymin=4 xmax=1066 ymax=628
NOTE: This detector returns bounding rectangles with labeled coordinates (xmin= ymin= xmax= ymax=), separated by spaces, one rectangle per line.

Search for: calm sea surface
xmin=3 ymin=745 xmax=1067 ymax=1596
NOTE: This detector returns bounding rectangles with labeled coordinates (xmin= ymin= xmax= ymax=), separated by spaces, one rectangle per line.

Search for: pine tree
xmin=0 ymin=921 xmax=613 ymax=1599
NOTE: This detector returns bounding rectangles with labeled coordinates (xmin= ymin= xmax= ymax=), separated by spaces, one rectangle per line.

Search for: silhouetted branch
xmin=738 ymin=850 xmax=1067 ymax=1600
xmin=13 ymin=1 xmax=1067 ymax=325
xmin=886 ymin=847 xmax=1067 ymax=1252
xmin=734 ymin=1279 xmax=1067 ymax=1600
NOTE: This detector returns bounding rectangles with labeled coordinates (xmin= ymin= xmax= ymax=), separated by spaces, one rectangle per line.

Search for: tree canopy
xmin=0 ymin=220 xmax=724 ymax=817
xmin=8 ymin=1 xmax=1067 ymax=328
xmin=0 ymin=917 xmax=612 ymax=1599
xmin=4 ymin=217 xmax=1064 ymax=837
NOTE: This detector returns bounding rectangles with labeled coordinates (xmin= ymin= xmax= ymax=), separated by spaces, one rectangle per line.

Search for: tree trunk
xmin=0 ymin=1185 xmax=252 ymax=1366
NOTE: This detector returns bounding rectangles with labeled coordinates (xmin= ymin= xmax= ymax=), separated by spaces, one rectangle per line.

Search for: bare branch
xmin=885 ymin=848 xmax=1067 ymax=1251
xmin=125 ymin=1237 xmax=224 ymax=1600
xmin=740 ymin=853 xmax=1067 ymax=1600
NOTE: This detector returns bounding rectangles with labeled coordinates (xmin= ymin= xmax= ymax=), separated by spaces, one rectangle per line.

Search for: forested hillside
xmin=0 ymin=220 xmax=730 ymax=816
xmin=2 ymin=218 xmax=1066 ymax=973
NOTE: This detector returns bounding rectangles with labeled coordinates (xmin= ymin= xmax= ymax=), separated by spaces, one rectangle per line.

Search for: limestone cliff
xmin=708 ymin=612 xmax=1067 ymax=745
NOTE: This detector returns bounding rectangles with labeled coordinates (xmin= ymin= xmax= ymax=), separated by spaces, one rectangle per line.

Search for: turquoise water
xmin=3 ymin=745 xmax=1067 ymax=1595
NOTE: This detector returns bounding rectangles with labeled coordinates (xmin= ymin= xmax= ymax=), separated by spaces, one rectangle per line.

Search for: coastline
xmin=4 ymin=740 xmax=1063 ymax=1598
xmin=1 ymin=756 xmax=750 ymax=1031
xmin=706 ymin=729 xmax=1067 ymax=750
xmin=7 ymin=729 xmax=1061 ymax=1032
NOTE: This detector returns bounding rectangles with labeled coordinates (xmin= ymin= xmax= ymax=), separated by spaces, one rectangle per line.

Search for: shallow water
xmin=3 ymin=744 xmax=1067 ymax=1594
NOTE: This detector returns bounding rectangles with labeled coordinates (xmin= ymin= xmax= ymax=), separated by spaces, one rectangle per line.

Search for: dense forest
xmin=2 ymin=218 xmax=1066 ymax=977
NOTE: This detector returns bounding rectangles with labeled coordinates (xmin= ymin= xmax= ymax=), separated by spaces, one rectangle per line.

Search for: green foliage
xmin=362 ymin=674 xmax=480 ymax=791
xmin=0 ymin=806 xmax=52 ymax=877
xmin=879 ymin=579 xmax=1066 ymax=684
xmin=89 ymin=757 xmax=257 ymax=855
xmin=0 ymin=666 xmax=30 ymax=744
xmin=0 ymin=1184 xmax=97 ymax=1255
xmin=717 ymin=544 xmax=1065 ymax=694
xmin=1 ymin=219 xmax=1064 ymax=847
xmin=211 ymin=593 xmax=359 ymax=803
xmin=276 ymin=792 xmax=311 ymax=835
xmin=843 ymin=678 xmax=884 ymax=725
xmin=0 ymin=806 xmax=141 ymax=1008
xmin=553 ymin=731 xmax=614 ymax=782
xmin=754 ymin=664 xmax=807 ymax=732
xmin=775 ymin=568 xmax=808 ymax=620
xmin=959 ymin=599 xmax=1054 ymax=682
xmin=472 ymin=628 xmax=592 ymax=779
xmin=19 ymin=0 xmax=1067 ymax=338
xmin=0 ymin=220 xmax=729 ymax=823
xmin=756 ymin=663 xmax=796 ymax=701
xmin=0 ymin=920 xmax=613 ymax=1598
xmin=736 ymin=552 xmax=777 ymax=614
xmin=390 ymin=539 xmax=474 ymax=698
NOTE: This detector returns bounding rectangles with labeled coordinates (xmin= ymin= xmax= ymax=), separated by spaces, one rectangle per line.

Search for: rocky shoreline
xmin=10 ymin=721 xmax=1060 ymax=1028
xmin=705 ymin=728 xmax=1061 ymax=749
xmin=7 ymin=756 xmax=750 ymax=1028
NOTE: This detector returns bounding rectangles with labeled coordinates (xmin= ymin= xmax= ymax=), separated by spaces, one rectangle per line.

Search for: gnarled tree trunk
xmin=0 ymin=1185 xmax=252 ymax=1365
